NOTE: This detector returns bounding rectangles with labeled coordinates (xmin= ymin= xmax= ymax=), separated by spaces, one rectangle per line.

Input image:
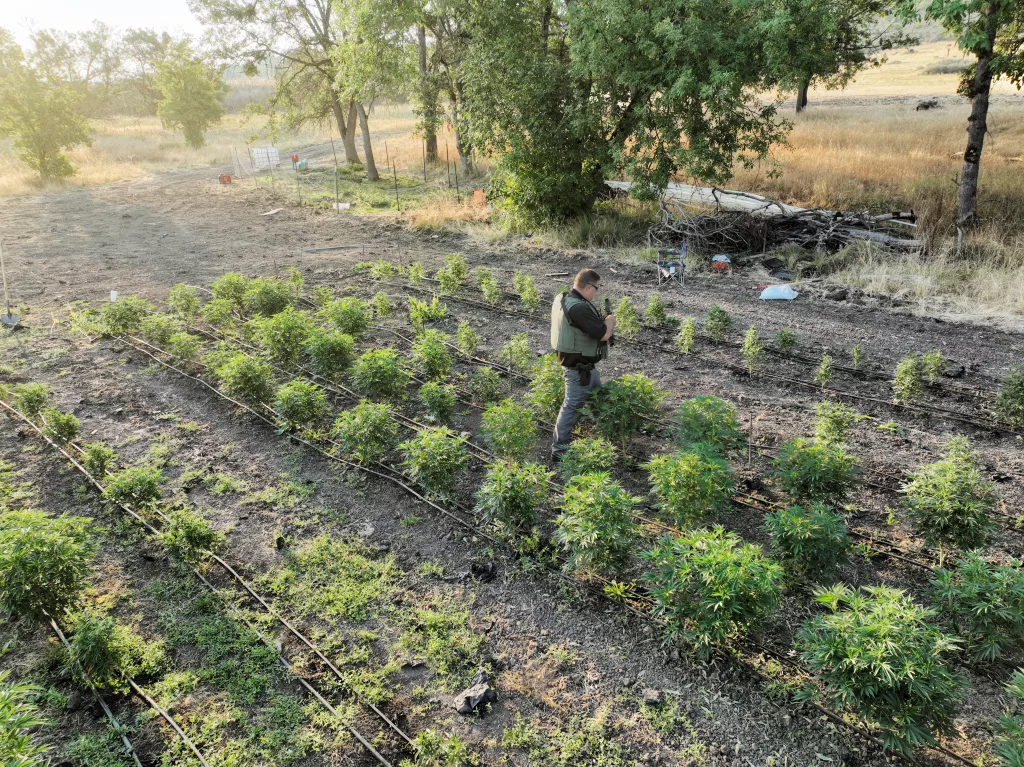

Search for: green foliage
xmin=412 ymin=329 xmax=454 ymax=380
xmin=476 ymin=267 xmax=501 ymax=305
xmin=555 ymin=473 xmax=640 ymax=575
xmin=500 ymin=333 xmax=537 ymax=376
xmin=348 ymin=347 xmax=412 ymax=403
xmin=776 ymin=327 xmax=796 ymax=352
xmin=481 ymin=400 xmax=538 ymax=460
xmin=893 ymin=354 xmax=923 ymax=403
xmin=0 ymin=669 xmax=48 ymax=766
xmin=675 ymin=317 xmax=696 ymax=354
xmin=372 ymin=291 xmax=394 ymax=318
xmin=214 ymin=353 xmax=275 ymax=404
xmin=850 ymin=345 xmax=864 ymax=369
xmin=356 ymin=259 xmax=401 ymax=281
xmin=0 ymin=509 xmax=94 ymax=621
xmin=613 ymin=296 xmax=641 ymax=341
xmin=244 ymin=276 xmax=294 ymax=317
xmin=210 ymin=272 xmax=250 ymax=311
xmin=200 ymin=297 xmax=237 ymax=329
xmin=525 ymin=354 xmax=564 ymax=422
xmin=418 ymin=382 xmax=457 ymax=424
xmin=82 ymin=443 xmax=117 ymax=480
xmin=407 ymin=262 xmax=426 ymax=285
xmin=67 ymin=608 xmax=166 ymax=689
xmin=332 ymin=401 xmax=399 ymax=464
xmin=475 ymin=461 xmax=551 ymax=537
xmin=14 ymin=383 xmax=48 ymax=418
xmin=411 ymin=730 xmax=478 ymax=767
xmin=995 ymin=366 xmax=1024 ymax=429
xmin=455 ymin=322 xmax=480 ymax=359
xmin=40 ymin=407 xmax=79 ymax=446
xmin=139 ymin=314 xmax=181 ymax=347
xmin=705 ymin=305 xmax=731 ymax=342
xmin=742 ymin=325 xmax=764 ymax=374
xmin=930 ymin=553 xmax=1024 ymax=662
xmin=556 ymin=437 xmax=615 ymax=480
xmin=673 ymin=396 xmax=744 ymax=455
xmin=797 ymin=585 xmax=965 ymax=755
xmin=645 ymin=448 xmax=734 ymax=527
xmin=249 ymin=306 xmax=314 ymax=366
xmin=320 ymin=297 xmax=373 ymax=338
xmin=167 ymin=332 xmax=203 ymax=364
xmin=645 ymin=293 xmax=668 ymax=326
xmin=585 ymin=373 xmax=665 ymax=452
xmin=644 ymin=527 xmax=784 ymax=657
xmin=436 ymin=254 xmax=470 ymax=295
xmin=154 ymin=40 xmax=226 ymax=148
xmin=168 ymin=283 xmax=201 ymax=318
xmin=399 ymin=428 xmax=470 ymax=498
xmin=103 ymin=466 xmax=164 ymax=509
xmin=996 ymin=671 xmax=1024 ymax=767
xmin=774 ymin=438 xmax=858 ymax=505
xmin=814 ymin=354 xmax=834 ymax=390
xmin=158 ymin=507 xmax=226 ymax=570
xmin=765 ymin=503 xmax=849 ymax=579
xmin=274 ymin=380 xmax=328 ymax=430
xmin=468 ymin=368 xmax=504 ymax=405
xmin=901 ymin=436 xmax=995 ymax=551
xmin=814 ymin=400 xmax=857 ymax=446
xmin=513 ymin=271 xmax=541 ymax=311
xmin=303 ymin=329 xmax=355 ymax=381
xmin=101 ymin=297 xmax=153 ymax=335
xmin=408 ymin=296 xmax=448 ymax=331
xmin=922 ymin=350 xmax=947 ymax=385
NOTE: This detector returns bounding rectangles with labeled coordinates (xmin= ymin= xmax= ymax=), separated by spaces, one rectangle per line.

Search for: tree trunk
xmin=795 ymin=80 xmax=809 ymax=113
xmin=417 ymin=26 xmax=438 ymax=162
xmin=541 ymin=2 xmax=552 ymax=53
xmin=356 ymin=102 xmax=379 ymax=182
xmin=958 ymin=6 xmax=999 ymax=225
xmin=328 ymin=90 xmax=359 ymax=164
xmin=343 ymin=100 xmax=360 ymax=164
xmin=451 ymin=85 xmax=472 ymax=173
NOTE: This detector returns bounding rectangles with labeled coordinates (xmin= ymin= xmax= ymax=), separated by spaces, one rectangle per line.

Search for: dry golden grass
xmin=408 ymin=200 xmax=492 ymax=230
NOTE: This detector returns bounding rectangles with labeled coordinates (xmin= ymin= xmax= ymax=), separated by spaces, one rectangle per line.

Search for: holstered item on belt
xmin=574 ymin=362 xmax=596 ymax=387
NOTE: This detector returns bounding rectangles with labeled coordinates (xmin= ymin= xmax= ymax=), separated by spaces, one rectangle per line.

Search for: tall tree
xmin=28 ymin=22 xmax=122 ymax=116
xmin=154 ymin=41 xmax=228 ymax=149
xmin=121 ymin=28 xmax=174 ymax=115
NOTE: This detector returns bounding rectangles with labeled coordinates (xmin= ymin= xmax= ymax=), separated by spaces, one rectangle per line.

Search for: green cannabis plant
xmin=893 ymin=354 xmax=923 ymax=403
xmin=332 ymin=401 xmax=400 ymax=464
xmin=773 ymin=438 xmax=858 ymax=505
xmin=921 ymin=350 xmax=948 ymax=385
xmin=412 ymin=329 xmax=454 ymax=380
xmin=103 ymin=466 xmax=164 ymax=509
xmin=614 ymin=296 xmax=641 ymax=340
xmin=245 ymin=276 xmax=294 ymax=316
xmin=742 ymin=325 xmax=764 ymax=374
xmin=303 ymin=330 xmax=355 ymax=380
xmin=408 ymin=296 xmax=448 ymax=331
xmin=139 ymin=314 xmax=181 ymax=347
xmin=436 ymin=253 xmax=469 ymax=295
xmin=481 ymin=400 xmax=538 ymax=460
xmin=101 ymin=296 xmax=153 ymax=335
xmin=646 ymin=293 xmax=668 ymax=326
xmin=67 ymin=608 xmax=165 ymax=690
xmin=675 ymin=317 xmax=696 ymax=354
xmin=645 ymin=448 xmax=734 ymax=527
xmin=814 ymin=400 xmax=857 ymax=446
xmin=525 ymin=354 xmax=564 ymax=422
xmin=249 ymin=306 xmax=314 ymax=366
xmin=513 ymin=271 xmax=541 ymax=311
xmin=407 ymin=262 xmax=426 ymax=285
xmin=995 ymin=671 xmax=1024 ymax=767
xmin=372 ymin=291 xmax=395 ymax=318
xmin=455 ymin=322 xmax=480 ymax=359
xmin=995 ymin=366 xmax=1024 ymax=429
xmin=418 ymin=382 xmax=457 ymax=424
xmin=40 ymin=408 xmax=79 ymax=446
xmin=158 ymin=507 xmax=225 ymax=571
xmin=586 ymin=373 xmax=665 ymax=453
xmin=501 ymin=333 xmax=537 ymax=377
xmin=765 ymin=503 xmax=849 ymax=580
xmin=14 ymin=383 xmax=48 ymax=418
xmin=705 ymin=304 xmax=732 ymax=343
xmin=555 ymin=473 xmax=640 ymax=576
xmin=850 ymin=345 xmax=864 ymax=369
xmin=320 ymin=297 xmax=372 ymax=338
xmin=673 ymin=396 xmax=744 ymax=455
xmin=82 ymin=443 xmax=117 ymax=480
xmin=399 ymin=427 xmax=470 ymax=497
xmin=167 ymin=283 xmax=200 ymax=318
xmin=351 ymin=348 xmax=412 ymax=401
xmin=214 ymin=353 xmax=276 ymax=404
xmin=776 ymin=327 xmax=796 ymax=352
xmin=814 ymin=354 xmax=834 ymax=390
xmin=475 ymin=461 xmax=551 ymax=537
xmin=274 ymin=380 xmax=329 ymax=431
xmin=477 ymin=267 xmax=501 ymax=305
xmin=167 ymin=332 xmax=202 ymax=364
xmin=557 ymin=437 xmax=615 ymax=480
xmin=468 ymin=368 xmax=504 ymax=405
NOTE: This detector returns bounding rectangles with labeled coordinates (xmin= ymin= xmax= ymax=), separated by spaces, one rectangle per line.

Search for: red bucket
xmin=219 ymin=174 xmax=232 ymax=184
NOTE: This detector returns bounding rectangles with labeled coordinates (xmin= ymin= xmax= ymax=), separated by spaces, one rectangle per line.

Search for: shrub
xmin=500 ymin=333 xmax=536 ymax=376
xmin=418 ymin=382 xmax=457 ymax=424
xmin=82 ymin=443 xmax=117 ymax=480
xmin=996 ymin=672 xmax=1024 ymax=767
xmin=477 ymin=267 xmax=501 ymax=305
xmin=995 ymin=366 xmax=1024 ymax=429
xmin=765 ymin=503 xmax=849 ymax=579
xmin=585 ymin=373 xmax=665 ymax=453
xmin=407 ymin=262 xmax=426 ymax=285
xmin=475 ymin=461 xmax=551 ymax=537
xmin=673 ymin=395 xmax=744 ymax=455
xmin=614 ymin=296 xmax=640 ymax=341
xmin=814 ymin=400 xmax=857 ymax=446
xmin=412 ymin=329 xmax=454 ymax=381
xmin=705 ymin=304 xmax=731 ymax=342
xmin=481 ymin=400 xmax=538 ymax=460
xmin=215 ymin=353 xmax=275 ymax=404
xmin=557 ymin=437 xmax=615 ymax=480
xmin=513 ymin=271 xmax=541 ymax=311
xmin=332 ymin=401 xmax=399 ymax=464
xmin=797 ymin=585 xmax=966 ymax=755
xmin=139 ymin=314 xmax=181 ymax=347
xmin=210 ymin=272 xmax=250 ymax=311
xmin=776 ymin=327 xmax=796 ymax=352
xmin=244 ymin=276 xmax=293 ymax=316
xmin=893 ymin=354 xmax=923 ymax=403
xmin=14 ymin=383 xmax=48 ymax=418
xmin=643 ymin=527 xmax=784 ymax=657
xmin=320 ymin=297 xmax=372 ymax=338
xmin=455 ymin=322 xmax=480 ymax=359
xmin=773 ymin=438 xmax=858 ymax=505
xmin=555 ymin=473 xmax=640 ymax=576
xmin=40 ymin=408 xmax=80 ymax=446
xmin=399 ymin=427 xmax=470 ymax=497
xmin=372 ymin=291 xmax=394 ymax=318
xmin=158 ymin=508 xmax=225 ymax=570
xmin=0 ymin=509 xmax=94 ymax=621
xmin=274 ymin=380 xmax=329 ymax=430
xmin=921 ymin=350 xmax=947 ymax=385
xmin=351 ymin=348 xmax=412 ymax=401
xmin=103 ymin=466 xmax=164 ymax=509
xmin=436 ymin=253 xmax=469 ymax=294
xmin=524 ymin=354 xmax=564 ymax=422
xmin=250 ymin=306 xmax=314 ymax=366
xmin=850 ymin=345 xmax=863 ymax=369
xmin=67 ymin=608 xmax=165 ymax=690
xmin=901 ymin=436 xmax=995 ymax=552
xmin=356 ymin=259 xmax=401 ymax=281
xmin=0 ymin=670 xmax=48 ymax=765
xmin=101 ymin=297 xmax=153 ymax=335
xmin=742 ymin=326 xmax=764 ymax=374
xmin=303 ymin=330 xmax=355 ymax=380
xmin=645 ymin=448 xmax=734 ymax=527
xmin=167 ymin=332 xmax=202 ymax=364
xmin=675 ymin=317 xmax=696 ymax=354
xmin=645 ymin=293 xmax=668 ymax=326
xmin=200 ymin=297 xmax=237 ymax=329
xmin=409 ymin=296 xmax=448 ymax=331
xmin=468 ymin=368 xmax=504 ymax=405
xmin=814 ymin=354 xmax=834 ymax=390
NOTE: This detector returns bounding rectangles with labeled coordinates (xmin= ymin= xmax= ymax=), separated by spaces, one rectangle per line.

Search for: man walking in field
xmin=550 ymin=268 xmax=616 ymax=460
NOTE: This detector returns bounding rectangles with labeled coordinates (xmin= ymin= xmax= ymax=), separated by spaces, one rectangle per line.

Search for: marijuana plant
xmin=468 ymin=368 xmax=504 ymax=405
xmin=675 ymin=317 xmax=696 ymax=354
xmin=274 ymin=380 xmax=329 ymax=431
xmin=614 ymin=296 xmax=641 ymax=340
xmin=303 ymin=330 xmax=355 ymax=381
xmin=475 ymin=461 xmax=551 ymax=537
xmin=320 ymin=297 xmax=372 ymax=339
xmin=351 ymin=348 xmax=412 ymax=401
xmin=158 ymin=507 xmax=225 ymax=570
xmin=813 ymin=400 xmax=857 ymax=446
xmin=673 ymin=396 xmax=744 ymax=455
xmin=776 ymin=328 xmax=796 ymax=352
xmin=555 ymin=473 xmax=640 ymax=576
xmin=645 ymin=448 xmax=734 ymax=527
xmin=814 ymin=354 xmax=834 ymax=390
xmin=215 ymin=353 xmax=276 ymax=404
xmin=742 ymin=325 xmax=764 ymax=374
xmin=332 ymin=401 xmax=400 ymax=464
xmin=40 ymin=408 xmax=80 ymax=446
xmin=456 ymin=322 xmax=480 ymax=359
xmin=893 ymin=354 xmax=923 ymax=403
xmin=436 ymin=253 xmax=469 ymax=295
xmin=525 ymin=354 xmax=564 ymax=422
xmin=418 ymin=382 xmax=457 ymax=424
xmin=372 ymin=291 xmax=395 ymax=318
xmin=705 ymin=305 xmax=731 ymax=343
xmin=513 ymin=271 xmax=541 ymax=311
xmin=765 ymin=503 xmax=849 ymax=580
xmin=408 ymin=296 xmax=448 ymax=331
xmin=101 ymin=296 xmax=153 ymax=335
xmin=557 ymin=437 xmax=615 ymax=480
xmin=167 ymin=283 xmax=201 ymax=319
xmin=773 ymin=438 xmax=858 ymax=505
xmin=921 ymin=350 xmax=948 ymax=385
xmin=476 ymin=267 xmax=501 ymax=305
xmin=995 ymin=366 xmax=1024 ymax=429
xmin=481 ymin=400 xmax=538 ymax=461
xmin=399 ymin=427 xmax=470 ymax=497
xmin=412 ymin=329 xmax=454 ymax=381
xmin=646 ymin=293 xmax=668 ymax=326
xmin=250 ymin=306 xmax=314 ymax=366
xmin=585 ymin=373 xmax=665 ymax=453
xmin=82 ymin=443 xmax=117 ymax=480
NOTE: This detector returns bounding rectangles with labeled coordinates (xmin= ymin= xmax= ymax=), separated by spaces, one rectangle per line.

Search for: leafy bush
xmin=555 ymin=473 xmax=640 ymax=575
xmin=814 ymin=400 xmax=856 ymax=446
xmin=274 ymin=380 xmax=329 ymax=430
xmin=673 ymin=396 xmax=744 ymax=455
xmin=67 ymin=608 xmax=165 ymax=690
xmin=399 ymin=427 xmax=470 ymax=497
xmin=303 ymin=329 xmax=355 ymax=380
xmin=332 ymin=401 xmax=399 ymax=464
xmin=797 ymin=585 xmax=966 ymax=755
xmin=418 ymin=382 xmax=457 ymax=424
xmin=14 ymin=383 xmax=48 ymax=418
xmin=158 ymin=507 xmax=226 ymax=570
xmin=500 ymin=333 xmax=536 ymax=376
xmin=200 ymin=297 xmax=237 ymax=329
xmin=320 ymin=297 xmax=372 ymax=338
xmin=921 ymin=350 xmax=947 ymax=385
xmin=513 ymin=271 xmax=541 ymax=311
xmin=996 ymin=672 xmax=1024 ymax=767
xmin=475 ymin=461 xmax=551 ymax=537
xmin=249 ymin=306 xmax=314 ymax=366
xmin=645 ymin=448 xmax=734 ymax=527
xmin=103 ymin=466 xmax=164 ymax=509
xmin=814 ymin=354 xmax=834 ymax=390
xmin=995 ymin=366 xmax=1024 ymax=429
xmin=455 ymin=322 xmax=480 ymax=359
xmin=139 ymin=314 xmax=181 ymax=347
xmin=773 ymin=438 xmax=858 ymax=505
xmin=645 ymin=293 xmax=668 ymax=326
xmin=210 ymin=272 xmax=250 ymax=311
xmin=244 ymin=276 xmax=293 ymax=316
xmin=436 ymin=253 xmax=469 ymax=295
xmin=167 ymin=283 xmax=200 ymax=319
xmin=407 ymin=262 xmax=426 ymax=285
xmin=40 ymin=408 xmax=80 ymax=446
xmin=215 ymin=353 xmax=275 ymax=404
xmin=372 ymin=291 xmax=394 ymax=318
xmin=525 ymin=354 xmax=564 ymax=422
xmin=893 ymin=354 xmax=923 ymax=403
xmin=351 ymin=348 xmax=412 ymax=401
xmin=468 ymin=368 xmax=504 ymax=405
xmin=643 ymin=527 xmax=784 ymax=657
xmin=614 ymin=296 xmax=640 ymax=340
xmin=585 ymin=373 xmax=665 ymax=452
xmin=742 ymin=326 xmax=764 ymax=374
xmin=765 ymin=503 xmax=849 ymax=579
xmin=409 ymin=296 xmax=448 ymax=331
xmin=167 ymin=332 xmax=202 ymax=364
xmin=101 ymin=297 xmax=153 ymax=335
xmin=0 ymin=669 xmax=48 ymax=765
xmin=356 ymin=259 xmax=401 ymax=281
xmin=82 ymin=443 xmax=117 ymax=480
xmin=0 ymin=509 xmax=94 ymax=620
xmin=705 ymin=304 xmax=731 ymax=342
xmin=476 ymin=267 xmax=501 ymax=305
xmin=901 ymin=436 xmax=995 ymax=551
xmin=675 ymin=317 xmax=696 ymax=354
xmin=412 ymin=329 xmax=454 ymax=380
xmin=776 ymin=327 xmax=796 ymax=352
xmin=481 ymin=400 xmax=538 ymax=460
xmin=557 ymin=437 xmax=615 ymax=480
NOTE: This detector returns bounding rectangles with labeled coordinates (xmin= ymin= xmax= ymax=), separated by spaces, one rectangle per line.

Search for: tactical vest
xmin=550 ymin=292 xmax=608 ymax=360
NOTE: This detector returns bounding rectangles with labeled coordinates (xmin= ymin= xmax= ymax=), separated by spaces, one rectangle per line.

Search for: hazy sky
xmin=8 ymin=0 xmax=205 ymax=45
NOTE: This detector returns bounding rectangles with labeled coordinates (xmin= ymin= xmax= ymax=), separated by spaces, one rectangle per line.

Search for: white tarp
xmin=251 ymin=146 xmax=281 ymax=170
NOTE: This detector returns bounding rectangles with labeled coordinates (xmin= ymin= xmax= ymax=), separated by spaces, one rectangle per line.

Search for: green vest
xmin=550 ymin=292 xmax=607 ymax=359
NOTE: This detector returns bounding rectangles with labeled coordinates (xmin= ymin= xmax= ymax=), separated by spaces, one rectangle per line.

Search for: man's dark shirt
xmin=558 ymin=289 xmax=606 ymax=368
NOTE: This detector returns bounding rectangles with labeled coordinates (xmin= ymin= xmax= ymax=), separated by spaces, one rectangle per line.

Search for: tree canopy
xmin=154 ymin=40 xmax=228 ymax=149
